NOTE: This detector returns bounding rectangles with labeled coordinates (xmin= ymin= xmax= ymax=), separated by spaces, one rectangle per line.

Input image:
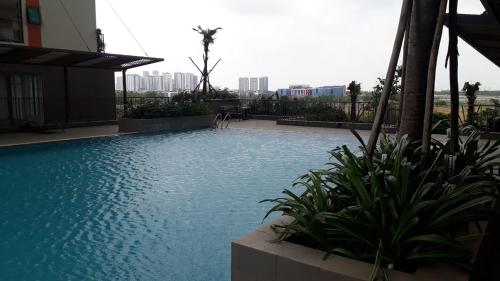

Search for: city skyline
xmin=97 ymin=0 xmax=500 ymax=91
xmin=116 ymin=71 xmax=198 ymax=93
xmin=238 ymin=76 xmax=269 ymax=93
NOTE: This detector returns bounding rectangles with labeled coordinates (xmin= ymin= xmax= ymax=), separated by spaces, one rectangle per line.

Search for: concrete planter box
xmin=232 ymin=217 xmax=481 ymax=281
xmin=119 ymin=115 xmax=214 ymax=133
xmin=277 ymin=118 xmax=397 ymax=133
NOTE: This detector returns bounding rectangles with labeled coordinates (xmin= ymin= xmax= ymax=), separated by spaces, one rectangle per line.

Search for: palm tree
xmin=463 ymin=81 xmax=481 ymax=125
xmin=347 ymin=81 xmax=361 ymax=122
xmin=398 ymin=0 xmax=441 ymax=141
xmin=193 ymin=26 xmax=222 ymax=96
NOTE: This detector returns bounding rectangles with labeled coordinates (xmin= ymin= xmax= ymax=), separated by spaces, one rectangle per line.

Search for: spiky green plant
xmin=463 ymin=82 xmax=481 ymax=126
xmin=347 ymin=81 xmax=361 ymax=122
xmin=263 ymin=130 xmax=499 ymax=281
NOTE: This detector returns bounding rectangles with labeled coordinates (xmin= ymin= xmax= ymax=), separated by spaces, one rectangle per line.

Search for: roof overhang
xmin=0 ymin=44 xmax=163 ymax=71
xmin=481 ymin=0 xmax=500 ymax=23
xmin=445 ymin=13 xmax=500 ymax=68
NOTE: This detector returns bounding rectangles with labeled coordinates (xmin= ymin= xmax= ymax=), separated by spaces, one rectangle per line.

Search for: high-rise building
xmin=192 ymin=75 xmax=199 ymax=91
xmin=162 ymin=72 xmax=173 ymax=92
xmin=239 ymin=77 xmax=250 ymax=93
xmin=115 ymin=76 xmax=123 ymax=91
xmin=174 ymin=72 xmax=185 ymax=91
xmin=250 ymin=77 xmax=259 ymax=92
xmin=259 ymin=76 xmax=269 ymax=92
xmin=116 ymin=71 xmax=199 ymax=93
xmin=126 ymin=74 xmax=142 ymax=92
xmin=115 ymin=74 xmax=143 ymax=92
xmin=185 ymin=73 xmax=195 ymax=91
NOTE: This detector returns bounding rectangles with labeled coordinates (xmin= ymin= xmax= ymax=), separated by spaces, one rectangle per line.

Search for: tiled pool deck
xmin=0 ymin=120 xmax=433 ymax=148
xmin=0 ymin=125 xmax=121 ymax=148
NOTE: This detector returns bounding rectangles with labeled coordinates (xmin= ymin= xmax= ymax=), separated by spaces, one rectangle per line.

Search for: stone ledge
xmin=232 ymin=217 xmax=472 ymax=281
xmin=118 ymin=115 xmax=214 ymax=133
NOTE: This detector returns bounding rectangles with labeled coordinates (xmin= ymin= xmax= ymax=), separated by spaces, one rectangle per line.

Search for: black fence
xmin=239 ymin=99 xmax=400 ymax=125
xmin=114 ymin=97 xmax=500 ymax=130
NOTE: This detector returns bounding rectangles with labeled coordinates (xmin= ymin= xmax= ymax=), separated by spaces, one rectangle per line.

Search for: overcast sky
xmin=96 ymin=0 xmax=500 ymax=91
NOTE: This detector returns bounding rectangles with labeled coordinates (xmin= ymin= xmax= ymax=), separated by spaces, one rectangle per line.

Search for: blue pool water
xmin=0 ymin=128 xmax=359 ymax=281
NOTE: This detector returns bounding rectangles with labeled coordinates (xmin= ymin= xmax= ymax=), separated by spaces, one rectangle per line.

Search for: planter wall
xmin=232 ymin=217 xmax=474 ymax=281
xmin=205 ymin=99 xmax=241 ymax=114
xmin=119 ymin=115 xmax=214 ymax=133
xmin=277 ymin=118 xmax=397 ymax=133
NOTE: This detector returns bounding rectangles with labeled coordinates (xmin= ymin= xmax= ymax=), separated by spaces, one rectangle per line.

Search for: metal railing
xmin=239 ymin=99 xmax=400 ymax=125
xmin=114 ymin=97 xmax=500 ymax=130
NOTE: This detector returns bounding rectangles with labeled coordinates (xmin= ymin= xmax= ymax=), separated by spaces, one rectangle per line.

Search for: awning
xmin=444 ymin=0 xmax=500 ymax=68
xmin=0 ymin=44 xmax=163 ymax=71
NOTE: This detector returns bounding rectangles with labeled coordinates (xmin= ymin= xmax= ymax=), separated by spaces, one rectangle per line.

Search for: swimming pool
xmin=0 ymin=128 xmax=359 ymax=281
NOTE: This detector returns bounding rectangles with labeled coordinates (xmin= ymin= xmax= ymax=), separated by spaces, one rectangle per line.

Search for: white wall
xmin=39 ymin=0 xmax=97 ymax=51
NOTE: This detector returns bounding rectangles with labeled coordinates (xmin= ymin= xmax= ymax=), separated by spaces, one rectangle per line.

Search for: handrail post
xmin=122 ymin=69 xmax=128 ymax=112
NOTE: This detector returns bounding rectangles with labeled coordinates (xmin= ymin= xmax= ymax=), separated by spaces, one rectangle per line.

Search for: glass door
xmin=10 ymin=74 xmax=43 ymax=122
xmin=0 ymin=74 xmax=9 ymax=127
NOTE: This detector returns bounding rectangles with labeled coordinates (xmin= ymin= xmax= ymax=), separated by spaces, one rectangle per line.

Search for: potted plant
xmin=119 ymin=101 xmax=214 ymax=133
xmin=233 ymin=130 xmax=499 ymax=281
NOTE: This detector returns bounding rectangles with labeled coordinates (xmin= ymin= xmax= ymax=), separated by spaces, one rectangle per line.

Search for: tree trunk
xmin=351 ymin=98 xmax=357 ymax=122
xmin=421 ymin=0 xmax=448 ymax=161
xmin=468 ymin=102 xmax=475 ymax=125
xmin=367 ymin=0 xmax=412 ymax=156
xmin=398 ymin=0 xmax=441 ymax=141
xmin=449 ymin=0 xmax=460 ymax=153
xmin=399 ymin=20 xmax=410 ymax=129
xmin=202 ymin=45 xmax=209 ymax=96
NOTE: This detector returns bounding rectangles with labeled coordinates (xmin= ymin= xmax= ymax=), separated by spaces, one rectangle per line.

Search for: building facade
xmin=0 ymin=0 xmax=98 ymax=51
xmin=290 ymin=85 xmax=313 ymax=97
xmin=116 ymin=71 xmax=197 ymax=93
xmin=239 ymin=77 xmax=249 ymax=93
xmin=259 ymin=76 xmax=269 ymax=92
xmin=0 ymin=0 xmax=162 ymax=131
xmin=250 ymin=77 xmax=259 ymax=92
xmin=162 ymin=72 xmax=173 ymax=92
xmin=311 ymin=86 xmax=346 ymax=97
xmin=277 ymin=85 xmax=346 ymax=98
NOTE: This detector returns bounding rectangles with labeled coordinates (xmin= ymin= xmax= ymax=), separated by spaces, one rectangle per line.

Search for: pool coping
xmin=0 ymin=132 xmax=135 ymax=149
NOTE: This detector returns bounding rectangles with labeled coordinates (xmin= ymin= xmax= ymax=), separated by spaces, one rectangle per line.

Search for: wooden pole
xmin=421 ymin=0 xmax=449 ymax=161
xmin=122 ymin=69 xmax=128 ymax=111
xmin=367 ymin=0 xmax=413 ymax=156
xmin=399 ymin=14 xmax=411 ymax=129
xmin=449 ymin=0 xmax=460 ymax=153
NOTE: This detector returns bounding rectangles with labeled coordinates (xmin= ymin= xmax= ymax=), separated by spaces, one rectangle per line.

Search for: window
xmin=0 ymin=73 xmax=43 ymax=126
xmin=0 ymin=0 xmax=24 ymax=43
xmin=27 ymin=7 xmax=41 ymax=25
xmin=10 ymin=74 xmax=43 ymax=120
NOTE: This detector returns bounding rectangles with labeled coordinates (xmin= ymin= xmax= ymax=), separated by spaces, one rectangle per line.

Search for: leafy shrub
xmin=172 ymin=89 xmax=238 ymax=103
xmin=432 ymin=112 xmax=450 ymax=135
xmin=304 ymin=103 xmax=347 ymax=122
xmin=124 ymin=101 xmax=209 ymax=119
xmin=263 ymin=130 xmax=499 ymax=280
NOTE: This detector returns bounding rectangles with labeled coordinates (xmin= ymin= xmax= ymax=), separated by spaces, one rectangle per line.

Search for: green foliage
xmin=371 ymin=66 xmax=402 ymax=108
xmin=116 ymin=91 xmax=166 ymax=98
xmin=434 ymin=100 xmax=448 ymax=107
xmin=172 ymin=89 xmax=238 ymax=103
xmin=432 ymin=112 xmax=450 ymax=135
xmin=304 ymin=103 xmax=347 ymax=122
xmin=348 ymin=81 xmax=361 ymax=102
xmin=124 ymin=101 xmax=209 ymax=119
xmin=463 ymin=82 xmax=481 ymax=126
xmin=463 ymin=82 xmax=481 ymax=103
xmin=193 ymin=26 xmax=222 ymax=48
xmin=263 ymin=129 xmax=499 ymax=280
